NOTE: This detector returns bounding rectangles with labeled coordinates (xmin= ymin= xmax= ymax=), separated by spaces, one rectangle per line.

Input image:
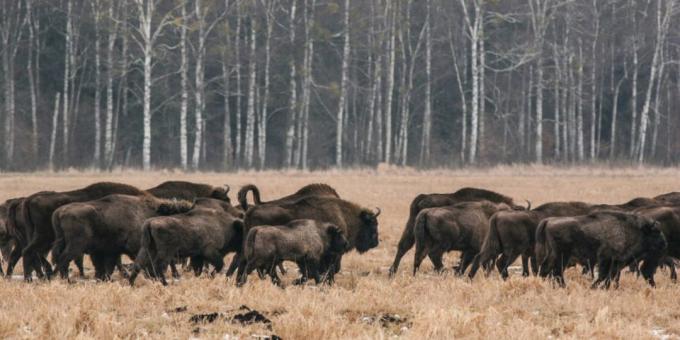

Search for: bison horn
xmin=525 ymin=200 xmax=532 ymax=210
xmin=374 ymin=207 xmax=381 ymax=217
xmin=224 ymin=184 xmax=230 ymax=194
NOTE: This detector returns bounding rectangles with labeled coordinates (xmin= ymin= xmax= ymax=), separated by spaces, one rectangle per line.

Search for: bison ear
xmin=327 ymin=224 xmax=341 ymax=235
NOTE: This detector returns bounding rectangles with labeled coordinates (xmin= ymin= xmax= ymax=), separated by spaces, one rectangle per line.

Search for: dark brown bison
xmin=468 ymin=201 xmax=594 ymax=280
xmin=536 ymin=211 xmax=667 ymax=288
xmin=631 ymin=205 xmax=680 ymax=281
xmin=51 ymin=194 xmax=194 ymax=280
xmin=389 ymin=187 xmax=525 ymax=277
xmin=236 ymin=219 xmax=349 ymax=287
xmin=237 ymin=183 xmax=339 ymax=210
xmin=0 ymin=198 xmax=21 ymax=275
xmin=228 ymin=195 xmax=380 ymax=278
xmin=146 ymin=181 xmax=232 ymax=202
xmin=129 ymin=199 xmax=244 ymax=286
xmin=412 ymin=201 xmax=513 ymax=276
xmin=14 ymin=182 xmax=145 ymax=280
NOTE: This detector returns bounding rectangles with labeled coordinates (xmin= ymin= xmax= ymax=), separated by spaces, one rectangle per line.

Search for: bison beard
xmin=389 ymin=187 xmax=523 ymax=277
xmin=536 ymin=211 xmax=667 ymax=288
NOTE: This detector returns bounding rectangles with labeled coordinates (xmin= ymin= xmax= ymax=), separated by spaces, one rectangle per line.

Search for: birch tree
xmin=1 ymin=0 xmax=25 ymax=165
xmin=93 ymin=0 xmax=103 ymax=167
xmin=244 ymin=14 xmax=257 ymax=168
xmin=104 ymin=0 xmax=120 ymax=168
xmin=284 ymin=0 xmax=297 ymax=167
xmin=335 ymin=0 xmax=350 ymax=167
xmin=179 ymin=2 xmax=189 ymax=170
xmin=132 ymin=0 xmax=175 ymax=170
xmin=419 ymin=0 xmax=432 ymax=167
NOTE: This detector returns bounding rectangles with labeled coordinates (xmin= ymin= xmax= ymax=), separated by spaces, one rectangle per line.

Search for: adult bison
xmin=229 ymin=195 xmax=380 ymax=278
xmin=412 ymin=201 xmax=513 ymax=276
xmin=129 ymin=198 xmax=244 ymax=286
xmin=388 ymin=187 xmax=525 ymax=277
xmin=237 ymin=183 xmax=339 ymax=210
xmin=146 ymin=181 xmax=232 ymax=203
xmin=536 ymin=211 xmax=667 ymax=288
xmin=236 ymin=220 xmax=349 ymax=287
xmin=0 ymin=198 xmax=22 ymax=275
xmin=632 ymin=205 xmax=680 ymax=281
xmin=51 ymin=194 xmax=195 ymax=280
xmin=468 ymin=201 xmax=594 ymax=280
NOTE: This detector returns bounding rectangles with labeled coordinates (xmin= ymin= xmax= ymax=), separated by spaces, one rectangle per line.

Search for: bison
xmin=654 ymin=192 xmax=680 ymax=206
xmin=129 ymin=199 xmax=244 ymax=286
xmin=536 ymin=211 xmax=667 ymax=288
xmin=237 ymin=183 xmax=339 ymax=210
xmin=228 ymin=195 xmax=380 ymax=279
xmin=236 ymin=219 xmax=349 ymax=287
xmin=468 ymin=201 xmax=594 ymax=280
xmin=412 ymin=201 xmax=513 ymax=276
xmin=51 ymin=194 xmax=195 ymax=280
xmin=389 ymin=187 xmax=525 ymax=277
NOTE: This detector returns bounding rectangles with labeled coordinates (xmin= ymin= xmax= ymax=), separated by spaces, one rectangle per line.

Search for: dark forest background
xmin=1 ymin=0 xmax=679 ymax=171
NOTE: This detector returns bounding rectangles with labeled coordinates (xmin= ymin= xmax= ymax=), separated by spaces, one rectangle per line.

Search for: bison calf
xmin=236 ymin=219 xmax=348 ymax=287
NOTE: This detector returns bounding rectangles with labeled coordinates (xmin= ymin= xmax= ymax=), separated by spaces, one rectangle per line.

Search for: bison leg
xmin=190 ymin=257 xmax=204 ymax=276
xmin=54 ymin=243 xmax=80 ymax=280
xmin=456 ymin=251 xmax=476 ymax=276
xmin=170 ymin=261 xmax=181 ymax=279
xmin=225 ymin=252 xmax=241 ymax=277
xmin=412 ymin=239 xmax=429 ymax=277
xmin=669 ymin=259 xmax=677 ymax=283
xmin=591 ymin=256 xmax=610 ymax=289
xmin=389 ymin=226 xmax=416 ymax=277
xmin=5 ymin=245 xmax=22 ymax=278
xmin=268 ymin=264 xmax=283 ymax=287
xmin=529 ymin=252 xmax=538 ymax=276
xmin=235 ymin=259 xmax=251 ymax=287
xmin=207 ymin=252 xmax=225 ymax=277
xmin=91 ymin=254 xmax=108 ymax=281
xmin=74 ymin=255 xmax=86 ymax=279
xmin=521 ymin=254 xmax=530 ymax=277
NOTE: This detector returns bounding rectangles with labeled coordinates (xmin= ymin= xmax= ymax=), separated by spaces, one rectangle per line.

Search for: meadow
xmin=0 ymin=166 xmax=679 ymax=339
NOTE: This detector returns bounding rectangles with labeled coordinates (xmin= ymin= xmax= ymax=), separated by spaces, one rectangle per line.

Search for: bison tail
xmin=534 ymin=219 xmax=551 ymax=269
xmin=141 ymin=221 xmax=157 ymax=258
xmin=244 ymin=227 xmax=259 ymax=261
xmin=481 ymin=214 xmax=502 ymax=260
xmin=51 ymin=211 xmax=66 ymax=266
xmin=237 ymin=184 xmax=262 ymax=211
xmin=6 ymin=200 xmax=25 ymax=246
xmin=414 ymin=213 xmax=429 ymax=248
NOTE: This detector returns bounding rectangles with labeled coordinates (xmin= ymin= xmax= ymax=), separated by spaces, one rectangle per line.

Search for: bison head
xmin=355 ymin=208 xmax=380 ymax=253
xmin=327 ymin=225 xmax=349 ymax=254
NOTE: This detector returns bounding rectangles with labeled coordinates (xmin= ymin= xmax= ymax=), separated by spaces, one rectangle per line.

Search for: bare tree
xmin=284 ymin=0 xmax=297 ymax=167
xmin=244 ymin=13 xmax=257 ymax=168
xmin=335 ymin=0 xmax=351 ymax=167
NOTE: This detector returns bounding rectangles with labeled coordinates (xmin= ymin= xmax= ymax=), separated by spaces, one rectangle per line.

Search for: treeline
xmin=1 ymin=0 xmax=679 ymax=171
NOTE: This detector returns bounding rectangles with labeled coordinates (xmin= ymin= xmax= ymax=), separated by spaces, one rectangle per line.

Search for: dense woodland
xmin=1 ymin=0 xmax=679 ymax=171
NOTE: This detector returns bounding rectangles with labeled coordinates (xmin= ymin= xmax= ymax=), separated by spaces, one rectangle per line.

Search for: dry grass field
xmin=1 ymin=166 xmax=680 ymax=339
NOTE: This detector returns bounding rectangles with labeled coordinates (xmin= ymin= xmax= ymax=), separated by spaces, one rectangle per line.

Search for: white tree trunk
xmin=192 ymin=0 xmax=207 ymax=170
xmin=384 ymin=0 xmax=396 ymax=164
xmin=62 ymin=0 xmax=73 ymax=166
xmin=179 ymin=2 xmax=188 ymax=170
xmin=104 ymin=0 xmax=118 ymax=168
xmin=93 ymin=0 xmax=102 ymax=167
xmin=259 ymin=0 xmax=275 ymax=169
xmin=284 ymin=1 xmax=297 ymax=167
xmin=234 ymin=5 xmax=242 ymax=166
xmin=576 ymin=40 xmax=584 ymax=162
xmin=49 ymin=93 xmax=61 ymax=171
xmin=26 ymin=0 xmax=39 ymax=163
xmin=244 ymin=15 xmax=257 ymax=168
xmin=335 ymin=0 xmax=350 ymax=167
xmin=419 ymin=0 xmax=432 ymax=167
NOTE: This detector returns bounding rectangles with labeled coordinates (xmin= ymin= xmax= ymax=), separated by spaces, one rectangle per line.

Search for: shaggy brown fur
xmin=129 ymin=199 xmax=244 ymax=286
xmin=237 ymin=183 xmax=339 ymax=211
xmin=237 ymin=220 xmax=348 ymax=287
xmin=51 ymin=194 xmax=193 ymax=281
xmin=412 ymin=201 xmax=513 ymax=276
xmin=389 ymin=187 xmax=525 ymax=277
xmin=146 ymin=181 xmax=232 ymax=202
xmin=536 ymin=211 xmax=667 ymax=288
xmin=654 ymin=192 xmax=680 ymax=206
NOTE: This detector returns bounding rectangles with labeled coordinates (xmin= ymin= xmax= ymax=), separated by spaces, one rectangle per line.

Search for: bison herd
xmin=0 ymin=181 xmax=678 ymax=290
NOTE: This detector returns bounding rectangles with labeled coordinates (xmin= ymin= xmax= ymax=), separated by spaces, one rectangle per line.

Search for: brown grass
xmin=1 ymin=167 xmax=679 ymax=339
